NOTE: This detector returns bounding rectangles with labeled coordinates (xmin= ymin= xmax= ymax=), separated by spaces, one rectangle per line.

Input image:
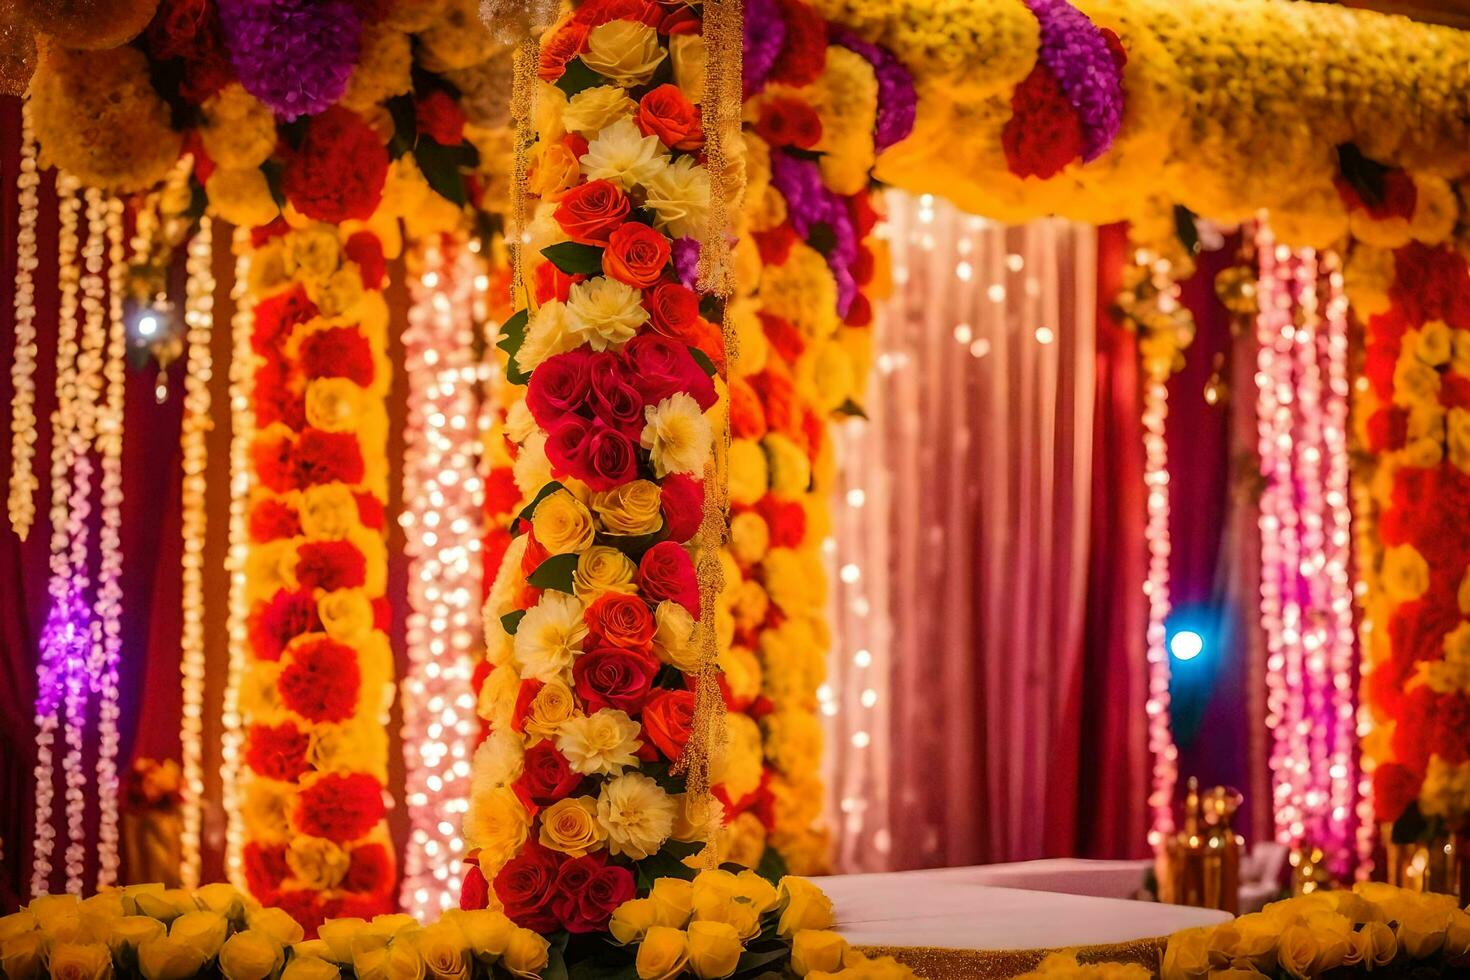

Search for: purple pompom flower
xmin=831 ymin=28 xmax=918 ymax=153
xmin=743 ymin=0 xmax=786 ymax=97
xmin=217 ymin=0 xmax=362 ymax=120
xmin=1021 ymin=0 xmax=1123 ymax=162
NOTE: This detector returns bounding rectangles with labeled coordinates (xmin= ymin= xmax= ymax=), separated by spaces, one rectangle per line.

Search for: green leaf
xmin=698 ymin=294 xmax=724 ymax=322
xmin=497 ymin=309 xmax=531 ymax=385
xmin=635 ymin=848 xmax=699 ymax=891
xmin=556 ymin=58 xmax=605 ymax=97
xmin=595 ymin=521 xmax=670 ymax=560
xmin=541 ymin=948 xmax=570 ymax=980
xmin=784 ymin=146 xmax=824 ymax=162
xmin=500 ymin=609 xmax=527 ymax=636
xmin=567 ymin=963 xmax=638 ymax=980
xmin=754 ymin=847 xmax=789 ymax=886
xmin=528 ymin=553 xmax=581 ymax=593
xmin=512 ymin=479 xmax=566 ymax=536
xmin=1391 ymin=804 xmax=1431 ymax=845
xmin=1337 ymin=142 xmax=1390 ymax=209
xmin=687 ymin=346 xmax=717 ymax=378
xmin=386 ymin=94 xmax=416 ymax=160
xmin=414 ymin=136 xmax=468 ymax=207
xmin=1172 ymin=204 xmax=1200 ymax=256
xmin=542 ymin=241 xmax=606 ymax=277
xmin=641 ymin=761 xmax=686 ymax=796
xmin=260 ymin=159 xmax=287 ymax=210
xmin=734 ymin=947 xmax=789 ymax=975
xmin=834 ymin=399 xmax=868 ymax=419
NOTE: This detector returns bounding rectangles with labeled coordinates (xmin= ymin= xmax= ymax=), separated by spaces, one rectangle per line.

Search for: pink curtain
xmin=826 ymin=195 xmax=1134 ymax=870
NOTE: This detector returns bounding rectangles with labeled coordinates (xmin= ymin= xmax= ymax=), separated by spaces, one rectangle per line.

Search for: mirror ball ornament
xmin=22 ymin=0 xmax=159 ymax=50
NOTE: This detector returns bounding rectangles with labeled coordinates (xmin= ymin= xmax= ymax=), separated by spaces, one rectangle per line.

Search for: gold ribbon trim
xmin=854 ymin=937 xmax=1168 ymax=979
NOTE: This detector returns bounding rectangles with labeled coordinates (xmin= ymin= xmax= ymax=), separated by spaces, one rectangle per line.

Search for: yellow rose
xmin=1384 ymin=544 xmax=1431 ymax=601
xmin=591 ymin=481 xmax=663 ymax=536
xmin=668 ymin=34 xmax=706 ymax=104
xmin=416 ymin=923 xmax=469 ymax=980
xmin=169 ymin=911 xmax=228 ymax=960
xmin=245 ymin=909 xmax=304 ymax=948
xmin=0 ymin=911 xmax=38 ymax=943
xmin=1 ymin=931 xmax=47 ymax=980
xmin=354 ymin=946 xmax=391 ymax=980
xmin=281 ymin=956 xmax=343 ymax=980
xmin=733 ymin=872 xmax=778 ymax=914
xmin=636 ymin=927 xmax=690 ymax=980
xmin=464 ymin=787 xmax=531 ymax=873
xmin=531 ymin=489 xmax=596 ymax=554
xmin=563 ymin=86 xmax=637 ymax=137
xmin=573 ymin=546 xmax=639 ymax=602
xmin=582 ymin=21 xmax=665 ymax=87
xmin=1276 ymin=924 xmax=1321 ymax=979
xmin=610 ymin=899 xmax=660 ymax=946
xmin=438 ymin=910 xmax=514 ymax=961
xmin=670 ymin=792 xmax=723 ymax=845
xmin=315 ymin=920 xmax=365 ymax=965
xmin=130 ymin=891 xmax=196 ymax=926
xmin=500 ymin=929 xmax=549 ymax=979
xmin=649 ymin=879 xmax=694 ymax=928
xmin=687 ymin=921 xmax=742 ymax=979
xmin=791 ymin=930 xmax=847 ymax=976
xmin=1161 ymin=927 xmax=1212 ymax=980
xmin=49 ymin=943 xmax=113 ymax=980
xmin=652 ymin=600 xmax=699 ymax=673
xmin=383 ymin=939 xmax=425 ymax=980
xmin=529 ymin=140 xmax=582 ymax=201
xmin=219 ymin=932 xmax=284 ymax=980
xmin=524 ymin=680 xmax=581 ymax=743
xmin=539 ymin=797 xmax=608 ymax=856
xmin=106 ymin=916 xmax=167 ymax=954
xmin=138 ymin=938 xmax=209 ymax=980
xmin=1398 ymin=904 xmax=1451 ymax=959
xmin=1356 ymin=921 xmax=1398 ymax=967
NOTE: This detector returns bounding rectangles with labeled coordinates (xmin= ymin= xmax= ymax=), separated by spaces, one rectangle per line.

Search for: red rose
xmin=278 ymin=636 xmax=361 ymax=722
xmin=642 ymin=689 xmax=696 ymax=761
xmin=659 ymin=473 xmax=704 ymax=543
xmin=535 ymin=260 xmax=582 ymax=305
xmin=511 ymin=678 xmax=545 ymax=734
xmin=623 ymin=334 xmax=717 ymax=411
xmin=342 ymin=841 xmax=394 ymax=895
xmin=460 ymin=864 xmax=490 ymax=911
xmin=770 ymin=0 xmax=827 ymax=87
xmin=538 ymin=19 xmax=590 ymax=82
xmin=1374 ymin=763 xmax=1422 ymax=824
xmin=179 ymin=39 xmax=234 ymax=105
xmin=245 ymin=721 xmax=312 ymax=781
xmin=145 ymin=0 xmax=212 ymax=59
xmin=603 ymin=223 xmax=673 ymax=289
xmin=416 ymin=90 xmax=466 ymax=146
xmin=575 ymin=0 xmax=662 ymax=28
xmin=295 ymin=429 xmax=365 ymax=486
xmin=1003 ymin=64 xmax=1085 ymax=179
xmin=553 ymin=854 xmax=635 ymax=933
xmin=294 ymin=772 xmax=385 ymax=842
xmin=249 ymin=589 xmax=321 ymax=662
xmin=301 ymin=326 xmax=375 ymax=386
xmin=515 ymin=742 xmax=583 ymax=808
xmin=253 ymin=430 xmax=297 ymax=493
xmin=574 ymin=644 xmax=660 ymax=713
xmin=283 ymin=108 xmax=390 ymax=224
xmin=635 ymin=84 xmax=702 ymax=151
xmin=344 ymin=231 xmax=387 ymax=290
xmin=494 ymin=842 xmax=563 ymax=932
xmin=528 ymin=349 xmax=593 ymax=430
xmin=250 ymin=497 xmax=301 ymax=542
xmin=243 ymin=842 xmax=289 ymax=902
xmin=252 ymin=284 xmax=318 ymax=356
xmin=294 ymin=540 xmax=367 ymax=592
xmin=585 ymin=592 xmax=656 ymax=648
xmin=637 ymin=541 xmax=700 ymax=616
xmin=546 ymin=416 xmax=594 ymax=480
xmin=553 ymin=180 xmax=631 ymax=246
xmin=659 ymin=3 xmax=700 ymax=35
xmin=647 ymin=282 xmax=701 ymax=337
xmin=585 ymin=425 xmax=639 ymax=490
xmin=755 ymin=96 xmax=822 ymax=149
xmin=589 ymin=356 xmax=646 ymax=439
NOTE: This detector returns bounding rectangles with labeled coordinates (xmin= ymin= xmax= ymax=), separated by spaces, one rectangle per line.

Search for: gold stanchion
xmin=1161 ymin=779 xmax=1244 ymax=914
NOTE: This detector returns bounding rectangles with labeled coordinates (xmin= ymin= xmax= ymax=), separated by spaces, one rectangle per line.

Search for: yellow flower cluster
xmin=0 ymin=884 xmax=551 ymax=980
xmin=1014 ymin=952 xmax=1149 ymax=980
xmin=831 ymin=0 xmax=1470 ymax=250
xmin=608 ymin=871 xmax=916 ymax=980
xmin=1160 ymin=883 xmax=1470 ymax=980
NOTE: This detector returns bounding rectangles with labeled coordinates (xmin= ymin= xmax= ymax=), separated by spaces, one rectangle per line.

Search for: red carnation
xmin=416 ymin=90 xmax=467 ymax=146
xmin=769 ymin=0 xmax=827 ymax=88
xmin=759 ymin=312 xmax=806 ymax=364
xmin=514 ymin=742 xmax=583 ymax=807
xmin=253 ymin=430 xmax=298 ymax=494
xmin=553 ymin=180 xmax=631 ymax=246
xmin=511 ymin=678 xmax=545 ymax=734
xmin=845 ymin=292 xmax=873 ymax=328
xmin=301 ymin=326 xmax=375 ymax=386
xmin=1003 ymin=64 xmax=1085 ymax=179
xmin=729 ymin=377 xmax=768 ymax=440
xmin=253 ymin=285 xmax=318 ymax=357
xmin=1335 ymin=169 xmax=1417 ymax=222
xmin=295 ymin=429 xmax=365 ymax=487
xmin=659 ymin=2 xmax=700 ymax=35
xmin=344 ymin=231 xmax=387 ymax=291
xmin=755 ymin=97 xmax=823 ymax=149
xmin=342 ymin=842 xmax=394 ymax=895
xmin=1365 ymin=406 xmax=1409 ymax=453
xmin=642 ymin=689 xmax=696 ymax=762
xmin=753 ymin=225 xmax=798 ymax=266
xmin=635 ymin=84 xmax=702 ymax=151
xmin=282 ymin=107 xmax=390 ymax=224
xmin=553 ymin=854 xmax=635 ymax=933
xmin=295 ymin=772 xmax=385 ymax=842
xmin=660 ymin=473 xmax=704 ymax=543
xmin=538 ymin=19 xmax=590 ymax=82
xmin=637 ymin=541 xmax=700 ymax=616
xmin=249 ymin=497 xmax=302 ymax=542
xmin=272 ymin=890 xmax=330 ymax=940
xmin=494 ymin=842 xmax=563 ymax=932
xmin=574 ymin=644 xmax=661 ymax=713
xmin=756 ymin=495 xmax=806 ymax=548
xmin=354 ymin=490 xmax=386 ymax=531
xmin=278 ymin=636 xmax=361 ymax=722
xmin=460 ymin=864 xmax=490 ymax=911
xmin=574 ymin=0 xmax=663 ymax=29
xmin=248 ymin=589 xmax=320 ymax=662
xmin=245 ymin=721 xmax=312 ymax=781
xmin=243 ymin=842 xmax=289 ymax=902
xmin=485 ymin=467 xmax=522 ymax=516
xmin=253 ymin=359 xmax=305 ymax=431
xmin=294 ymin=540 xmax=368 ymax=592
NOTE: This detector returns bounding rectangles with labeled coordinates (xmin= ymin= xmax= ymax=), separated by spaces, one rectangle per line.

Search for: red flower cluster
xmin=295 ymin=540 xmax=368 ymax=592
xmin=248 ymin=589 xmax=321 ymax=662
xmin=637 ymin=541 xmax=700 ymax=616
xmin=1002 ymin=64 xmax=1085 ymax=180
xmin=494 ymin=843 xmax=635 ymax=934
xmin=295 ymin=772 xmax=386 ymax=842
xmin=301 ymin=326 xmax=376 ymax=387
xmin=245 ymin=721 xmax=313 ymax=781
xmin=278 ymin=635 xmax=362 ymax=722
xmin=283 ymin=108 xmax=390 ymax=224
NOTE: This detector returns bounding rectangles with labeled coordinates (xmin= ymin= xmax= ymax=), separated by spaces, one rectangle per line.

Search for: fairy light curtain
xmin=825 ymin=192 xmax=1112 ymax=869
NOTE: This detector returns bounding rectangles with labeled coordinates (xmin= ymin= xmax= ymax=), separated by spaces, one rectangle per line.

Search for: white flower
xmin=504 ymin=399 xmax=537 ymax=445
xmin=513 ymin=591 xmax=587 ymax=682
xmin=597 ymin=772 xmax=678 ymax=860
xmin=517 ymin=300 xmax=582 ymax=372
xmin=556 ymin=709 xmax=642 ymax=775
xmin=562 ymin=86 xmax=637 ymax=137
xmin=582 ymin=118 xmax=666 ymax=192
xmin=471 ymin=729 xmax=526 ymax=793
xmin=566 ymin=277 xmax=650 ymax=351
xmin=641 ymin=393 xmax=713 ymax=478
xmin=643 ymin=156 xmax=710 ymax=239
xmin=512 ymin=432 xmax=553 ymax=498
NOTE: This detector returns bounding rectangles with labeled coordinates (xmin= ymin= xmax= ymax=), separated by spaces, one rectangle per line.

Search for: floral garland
xmin=236 ymin=215 xmax=397 ymax=935
xmin=1349 ymin=240 xmax=1470 ymax=839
